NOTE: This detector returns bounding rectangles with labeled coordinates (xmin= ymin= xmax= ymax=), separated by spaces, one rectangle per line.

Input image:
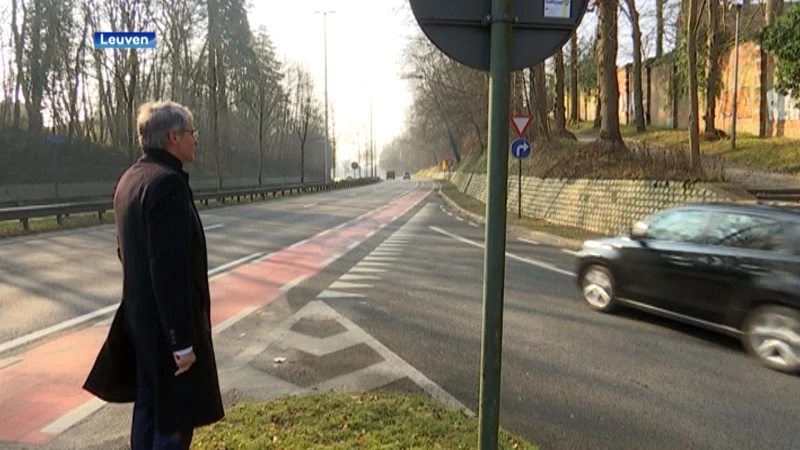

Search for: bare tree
xmin=289 ymin=65 xmax=317 ymax=183
xmin=687 ymin=0 xmax=701 ymax=165
xmin=599 ymin=0 xmax=623 ymax=143
xmin=570 ymin=33 xmax=580 ymax=123
xmin=620 ymin=0 xmax=646 ymax=133
xmin=554 ymin=49 xmax=568 ymax=135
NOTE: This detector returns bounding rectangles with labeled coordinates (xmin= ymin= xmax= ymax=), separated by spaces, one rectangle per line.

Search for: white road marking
xmin=288 ymin=238 xmax=310 ymax=249
xmin=41 ymin=398 xmax=107 ymax=435
xmin=365 ymin=256 xmax=397 ymax=261
xmin=208 ymin=252 xmax=265 ymax=278
xmin=203 ymin=224 xmax=225 ymax=231
xmin=356 ymin=261 xmax=390 ymax=267
xmin=518 ymin=238 xmax=539 ymax=245
xmin=469 ymin=222 xmax=479 ymax=227
xmin=329 ymin=281 xmax=374 ymax=289
xmin=0 ymin=251 xmax=264 ymax=356
xmin=429 ymin=226 xmax=574 ymax=277
xmin=561 ymin=249 xmax=578 ymax=255
xmin=321 ymin=253 xmax=342 ymax=266
xmin=0 ymin=304 xmax=120 ymax=356
xmin=279 ymin=274 xmax=310 ymax=292
xmin=46 ymin=291 xmax=255 ymax=435
xmin=340 ymin=274 xmax=382 ymax=281
xmin=212 ymin=306 xmax=259 ymax=334
xmin=317 ymin=290 xmax=365 ymax=298
xmin=349 ymin=267 xmax=386 ymax=273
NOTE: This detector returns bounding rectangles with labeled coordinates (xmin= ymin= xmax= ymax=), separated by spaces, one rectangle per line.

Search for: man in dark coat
xmin=83 ymin=100 xmax=224 ymax=449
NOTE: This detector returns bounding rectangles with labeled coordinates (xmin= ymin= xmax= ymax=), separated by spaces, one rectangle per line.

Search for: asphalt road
xmin=3 ymin=179 xmax=799 ymax=450
xmin=325 ymin=196 xmax=800 ymax=450
xmin=0 ymin=180 xmax=419 ymax=345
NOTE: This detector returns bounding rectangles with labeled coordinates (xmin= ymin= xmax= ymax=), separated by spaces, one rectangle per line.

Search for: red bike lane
xmin=0 ymin=187 xmax=430 ymax=445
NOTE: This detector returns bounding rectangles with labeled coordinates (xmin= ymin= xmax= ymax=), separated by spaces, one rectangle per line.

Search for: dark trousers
xmin=131 ymin=360 xmax=193 ymax=450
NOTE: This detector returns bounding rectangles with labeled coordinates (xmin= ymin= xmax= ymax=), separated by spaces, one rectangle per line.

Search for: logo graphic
xmin=94 ymin=32 xmax=156 ymax=49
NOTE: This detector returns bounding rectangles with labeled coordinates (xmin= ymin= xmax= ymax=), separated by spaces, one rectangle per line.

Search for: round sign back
xmin=409 ymin=0 xmax=589 ymax=72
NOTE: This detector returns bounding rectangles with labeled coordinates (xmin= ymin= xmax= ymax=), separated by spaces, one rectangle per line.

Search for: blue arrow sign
xmin=510 ymin=137 xmax=531 ymax=160
xmin=46 ymin=135 xmax=66 ymax=144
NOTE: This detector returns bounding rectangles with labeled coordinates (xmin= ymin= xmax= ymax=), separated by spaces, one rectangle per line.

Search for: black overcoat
xmin=83 ymin=147 xmax=224 ymax=432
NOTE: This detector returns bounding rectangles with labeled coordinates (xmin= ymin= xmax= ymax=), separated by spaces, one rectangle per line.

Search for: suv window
xmin=643 ymin=209 xmax=710 ymax=243
xmin=707 ymin=212 xmax=784 ymax=252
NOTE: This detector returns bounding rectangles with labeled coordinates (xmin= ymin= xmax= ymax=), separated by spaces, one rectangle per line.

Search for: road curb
xmin=435 ymin=186 xmax=585 ymax=251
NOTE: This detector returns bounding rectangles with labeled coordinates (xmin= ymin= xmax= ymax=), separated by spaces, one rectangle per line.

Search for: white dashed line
xmin=429 ymin=226 xmax=573 ymax=277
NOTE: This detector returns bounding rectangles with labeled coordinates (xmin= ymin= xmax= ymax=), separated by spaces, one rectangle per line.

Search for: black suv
xmin=575 ymin=203 xmax=800 ymax=374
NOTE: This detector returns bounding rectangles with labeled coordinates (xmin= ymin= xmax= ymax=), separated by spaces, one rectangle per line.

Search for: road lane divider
xmin=429 ymin=226 xmax=574 ymax=277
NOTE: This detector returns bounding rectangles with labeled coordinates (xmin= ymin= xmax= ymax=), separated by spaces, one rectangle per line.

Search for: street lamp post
xmin=731 ymin=0 xmax=744 ymax=150
xmin=315 ymin=10 xmax=335 ymax=183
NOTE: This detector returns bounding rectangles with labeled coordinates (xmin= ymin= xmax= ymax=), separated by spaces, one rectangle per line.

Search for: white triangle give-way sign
xmin=510 ymin=115 xmax=533 ymax=136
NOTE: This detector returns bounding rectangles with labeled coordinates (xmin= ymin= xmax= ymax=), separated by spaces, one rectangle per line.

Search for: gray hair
xmin=136 ymin=100 xmax=194 ymax=149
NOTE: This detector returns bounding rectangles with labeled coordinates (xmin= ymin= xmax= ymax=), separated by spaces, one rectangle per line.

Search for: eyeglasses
xmin=176 ymin=129 xmax=198 ymax=138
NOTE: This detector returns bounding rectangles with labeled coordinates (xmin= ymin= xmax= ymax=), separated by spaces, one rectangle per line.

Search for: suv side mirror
xmin=630 ymin=221 xmax=648 ymax=239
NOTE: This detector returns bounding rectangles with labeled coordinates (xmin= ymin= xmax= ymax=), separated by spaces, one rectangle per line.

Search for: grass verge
xmin=191 ymin=392 xmax=537 ymax=450
xmin=443 ymin=136 xmax=722 ymax=182
xmin=0 ymin=213 xmax=116 ymax=239
xmin=439 ymin=181 xmax=601 ymax=242
xmin=570 ymin=122 xmax=800 ymax=175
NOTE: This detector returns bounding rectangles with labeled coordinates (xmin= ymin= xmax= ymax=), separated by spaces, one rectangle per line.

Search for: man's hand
xmin=173 ymin=350 xmax=196 ymax=376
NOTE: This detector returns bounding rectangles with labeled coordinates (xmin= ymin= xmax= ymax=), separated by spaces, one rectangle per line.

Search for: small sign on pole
xmin=510 ymin=137 xmax=531 ymax=219
xmin=510 ymin=115 xmax=533 ymax=137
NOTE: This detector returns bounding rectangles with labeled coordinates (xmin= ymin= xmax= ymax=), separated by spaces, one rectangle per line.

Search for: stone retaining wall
xmin=450 ymin=172 xmax=754 ymax=234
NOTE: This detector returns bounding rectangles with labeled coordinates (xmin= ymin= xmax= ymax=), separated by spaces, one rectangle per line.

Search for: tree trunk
xmin=599 ymin=0 xmax=622 ymax=143
xmin=570 ymin=33 xmax=579 ymax=123
xmin=759 ymin=0 xmax=783 ymax=137
xmin=555 ymin=49 xmax=567 ymax=133
xmin=593 ymin=23 xmax=602 ymax=130
xmin=624 ymin=0 xmax=646 ymax=132
xmin=704 ymin=0 xmax=722 ymax=138
xmin=656 ymin=0 xmax=665 ymax=58
xmin=687 ymin=0 xmax=701 ymax=166
xmin=529 ymin=63 xmax=550 ymax=139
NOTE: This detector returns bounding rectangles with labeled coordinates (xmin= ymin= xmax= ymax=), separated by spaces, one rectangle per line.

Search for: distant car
xmin=574 ymin=202 xmax=800 ymax=374
xmin=387 ymin=170 xmax=396 ymax=180
xmin=402 ymin=171 xmax=411 ymax=180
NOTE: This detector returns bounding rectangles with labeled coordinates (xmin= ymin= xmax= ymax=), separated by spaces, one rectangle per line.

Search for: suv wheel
xmin=742 ymin=305 xmax=800 ymax=374
xmin=579 ymin=265 xmax=616 ymax=313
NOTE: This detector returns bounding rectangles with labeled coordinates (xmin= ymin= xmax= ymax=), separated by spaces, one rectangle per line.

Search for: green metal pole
xmin=478 ymin=0 xmax=513 ymax=448
xmin=518 ymin=160 xmax=522 ymax=219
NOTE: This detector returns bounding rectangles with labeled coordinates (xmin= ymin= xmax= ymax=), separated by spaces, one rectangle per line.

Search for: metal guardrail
xmin=0 ymin=178 xmax=380 ymax=230
xmin=748 ymin=188 xmax=800 ymax=202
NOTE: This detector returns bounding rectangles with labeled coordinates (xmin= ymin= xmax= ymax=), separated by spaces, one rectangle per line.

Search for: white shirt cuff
xmin=173 ymin=346 xmax=193 ymax=356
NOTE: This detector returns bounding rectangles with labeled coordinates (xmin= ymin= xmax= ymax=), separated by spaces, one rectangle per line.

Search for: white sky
xmin=252 ymin=0 xmax=419 ymax=163
xmin=250 ymin=0 xmax=676 ymax=163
